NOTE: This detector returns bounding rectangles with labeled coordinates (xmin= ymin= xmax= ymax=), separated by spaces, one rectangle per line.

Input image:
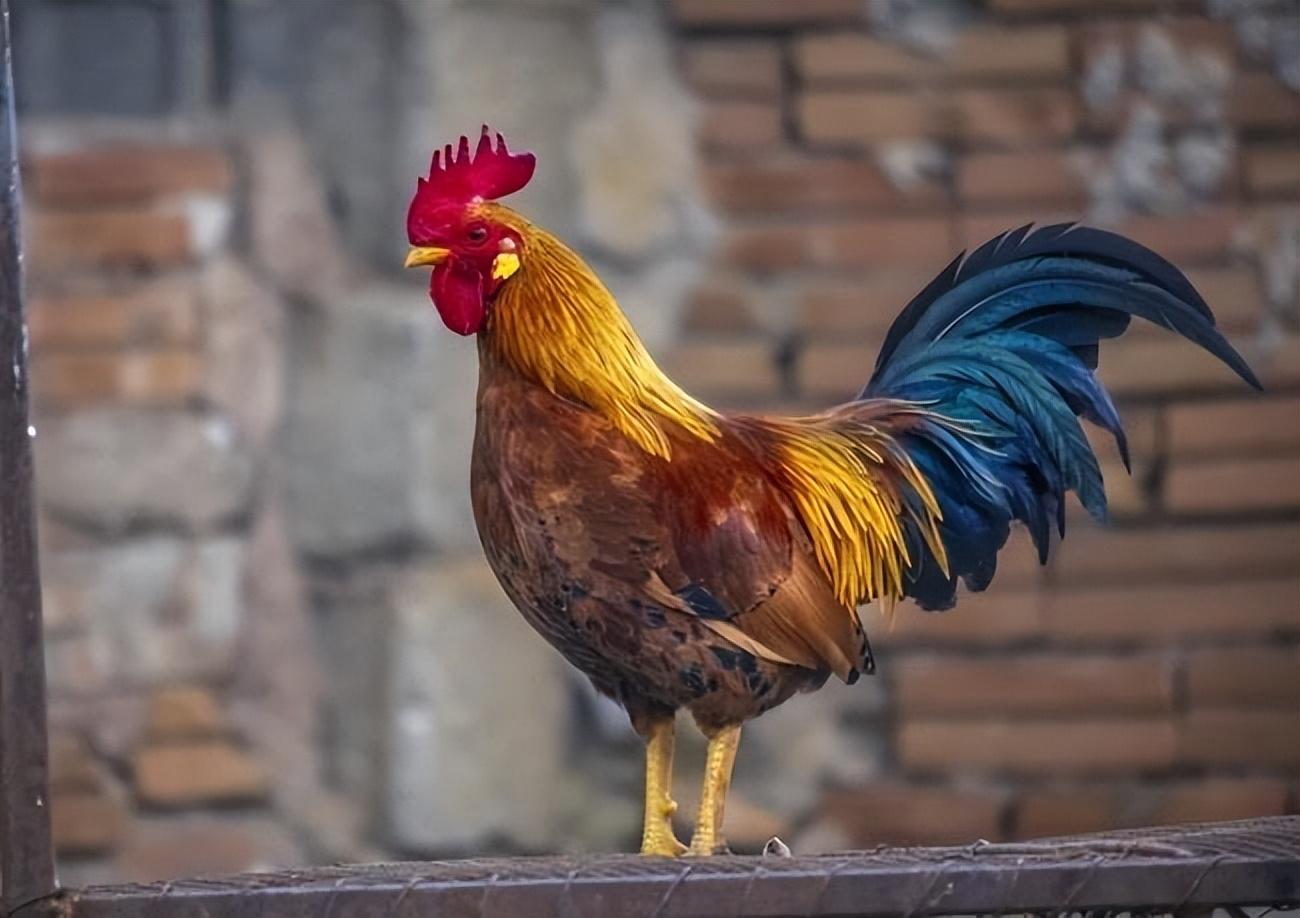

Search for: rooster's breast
xmin=469 ymin=365 xmax=820 ymax=729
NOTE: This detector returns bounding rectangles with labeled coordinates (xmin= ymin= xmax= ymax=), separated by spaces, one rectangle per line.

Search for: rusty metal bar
xmin=0 ymin=0 xmax=56 ymax=913
xmin=62 ymin=817 xmax=1300 ymax=917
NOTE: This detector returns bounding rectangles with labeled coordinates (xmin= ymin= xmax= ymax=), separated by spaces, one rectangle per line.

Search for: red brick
xmin=1230 ymin=73 xmax=1300 ymax=132
xmin=1185 ymin=648 xmax=1300 ymax=710
xmin=895 ymin=654 xmax=1173 ymax=717
xmin=146 ymin=686 xmax=227 ymax=739
xmin=899 ymin=718 xmax=1178 ymax=775
xmin=116 ymin=816 xmax=298 ymax=884
xmin=947 ymin=26 xmax=1072 ymax=81
xmin=799 ymin=90 xmax=947 ymax=145
xmin=964 ymin=209 xmax=1239 ymax=265
xmin=1097 ymin=457 xmax=1151 ymax=517
xmin=802 ymin=338 xmax=1237 ymax=412
xmin=1244 ymin=144 xmax=1299 ymax=198
xmin=133 ymin=740 xmax=269 ymax=808
xmin=724 ymin=216 xmax=953 ymax=272
xmin=26 ymin=144 xmax=232 ymax=205
xmin=52 ymin=788 xmax=126 ymax=856
xmin=705 ymin=156 xmax=946 ymax=216
xmin=1183 ymin=267 xmax=1266 ymax=333
xmin=1096 ymin=334 xmax=1265 ymax=396
xmin=1043 ymin=577 xmax=1300 ymax=642
xmin=671 ymin=0 xmax=865 ymax=27
xmin=879 ymin=587 xmax=1044 ymax=646
xmin=663 ymin=337 xmax=780 ymax=401
xmin=1235 ymin=332 xmax=1300 ymax=389
xmin=952 ymin=89 xmax=1078 ymax=145
xmin=1167 ymin=395 xmax=1300 ymax=458
xmin=995 ymin=525 xmax=1053 ymax=585
xmin=795 ymin=26 xmax=1070 ymax=84
xmin=957 ymin=211 xmax=1075 ymax=250
xmin=794 ymin=33 xmax=930 ymax=84
xmin=682 ymin=41 xmax=783 ymax=99
xmin=700 ymin=100 xmax=784 ymax=151
xmin=1104 ymin=207 xmax=1241 ymax=264
xmin=798 ymin=269 xmax=935 ymax=337
xmin=32 ymin=349 xmax=202 ymax=407
xmin=1015 ymin=787 xmax=1119 ymax=838
xmin=958 ymin=151 xmax=1087 ymax=207
xmin=1015 ymin=778 xmax=1291 ymax=839
xmin=1178 ymin=710 xmax=1300 ymax=768
xmin=1049 ymin=521 xmax=1300 ymax=585
xmin=1152 ymin=778 xmax=1291 ymax=825
xmin=991 ymin=0 xmax=1200 ymax=11
xmin=29 ymin=279 xmax=199 ymax=350
xmin=1164 ymin=455 xmax=1300 ymax=514
xmin=682 ymin=277 xmax=760 ymax=334
xmin=810 ymin=783 xmax=1006 ymax=846
xmin=798 ymin=340 xmax=874 ymax=396
xmin=1087 ymin=404 xmax=1159 ymax=461
xmin=28 ymin=208 xmax=192 ymax=273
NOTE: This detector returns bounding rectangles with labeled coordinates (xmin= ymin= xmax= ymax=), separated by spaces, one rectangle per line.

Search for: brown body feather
xmin=471 ymin=348 xmax=875 ymax=734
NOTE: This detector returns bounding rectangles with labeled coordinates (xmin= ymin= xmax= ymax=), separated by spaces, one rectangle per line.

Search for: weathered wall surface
xmin=13 ymin=0 xmax=1299 ymax=883
xmin=668 ymin=0 xmax=1300 ymax=847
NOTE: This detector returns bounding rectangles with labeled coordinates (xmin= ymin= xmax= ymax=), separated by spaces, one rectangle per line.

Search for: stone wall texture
xmin=13 ymin=0 xmax=1299 ymax=884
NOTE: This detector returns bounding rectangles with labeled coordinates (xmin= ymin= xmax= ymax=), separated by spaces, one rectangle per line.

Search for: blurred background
xmin=12 ymin=0 xmax=1298 ymax=887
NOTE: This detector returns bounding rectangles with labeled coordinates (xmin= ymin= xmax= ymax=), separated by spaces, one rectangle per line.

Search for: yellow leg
xmin=688 ymin=723 xmax=741 ymax=856
xmin=639 ymin=718 xmax=687 ymax=857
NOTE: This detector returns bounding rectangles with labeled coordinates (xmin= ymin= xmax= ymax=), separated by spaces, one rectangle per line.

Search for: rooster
xmin=403 ymin=127 xmax=1259 ymax=856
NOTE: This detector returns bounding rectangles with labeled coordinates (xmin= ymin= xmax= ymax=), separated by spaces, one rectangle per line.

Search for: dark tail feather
xmin=866 ymin=224 xmax=1259 ymax=611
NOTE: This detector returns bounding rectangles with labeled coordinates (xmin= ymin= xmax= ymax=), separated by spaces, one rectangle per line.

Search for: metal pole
xmin=0 ymin=0 xmax=56 ymax=911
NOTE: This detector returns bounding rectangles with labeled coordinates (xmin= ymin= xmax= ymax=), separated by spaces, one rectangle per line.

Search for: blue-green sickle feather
xmin=864 ymin=223 xmax=1261 ymax=610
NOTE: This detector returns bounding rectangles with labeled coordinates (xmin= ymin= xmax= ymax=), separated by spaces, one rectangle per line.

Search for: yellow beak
xmin=404 ymin=246 xmax=450 ymax=269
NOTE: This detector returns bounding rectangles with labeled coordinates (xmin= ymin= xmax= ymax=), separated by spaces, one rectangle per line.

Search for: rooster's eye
xmin=465 ymin=225 xmax=489 ymax=245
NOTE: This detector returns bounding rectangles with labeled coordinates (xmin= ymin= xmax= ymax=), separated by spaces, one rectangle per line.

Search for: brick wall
xmin=670 ymin=0 xmax=1299 ymax=846
xmin=24 ymin=137 xmax=321 ymax=880
xmin=15 ymin=0 xmax=1299 ymax=877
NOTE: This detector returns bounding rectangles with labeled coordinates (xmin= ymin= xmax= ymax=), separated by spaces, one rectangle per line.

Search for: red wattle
xmin=430 ymin=261 xmax=486 ymax=335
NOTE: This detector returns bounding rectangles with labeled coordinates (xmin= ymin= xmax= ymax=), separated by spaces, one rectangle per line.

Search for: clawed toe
xmin=641 ymin=832 xmax=688 ymax=857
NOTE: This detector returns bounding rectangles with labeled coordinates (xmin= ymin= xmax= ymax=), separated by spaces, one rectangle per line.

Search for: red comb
xmin=415 ymin=126 xmax=535 ymax=207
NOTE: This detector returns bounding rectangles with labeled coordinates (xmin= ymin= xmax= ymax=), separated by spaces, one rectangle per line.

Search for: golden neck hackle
xmin=481 ymin=205 xmax=718 ymax=459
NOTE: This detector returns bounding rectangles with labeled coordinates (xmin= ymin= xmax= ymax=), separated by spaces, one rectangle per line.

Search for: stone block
xmin=281 ymin=282 xmax=480 ymax=557
xmin=36 ymin=408 xmax=255 ymax=532
xmin=382 ymin=557 xmax=571 ymax=854
xmin=44 ymin=536 xmax=246 ymax=685
xmin=198 ymin=257 xmax=286 ymax=449
xmin=245 ymin=129 xmax=354 ymax=305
